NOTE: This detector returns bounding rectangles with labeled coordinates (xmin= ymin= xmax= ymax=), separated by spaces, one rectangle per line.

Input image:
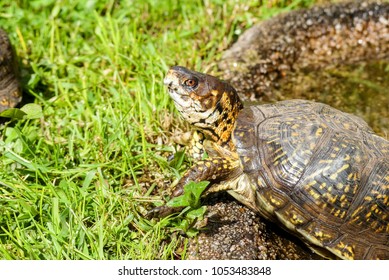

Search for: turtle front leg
xmin=147 ymin=157 xmax=239 ymax=218
xmin=172 ymin=157 xmax=238 ymax=196
xmin=188 ymin=131 xmax=206 ymax=160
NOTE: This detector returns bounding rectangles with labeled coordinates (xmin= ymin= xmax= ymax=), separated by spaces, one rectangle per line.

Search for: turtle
xmin=0 ymin=28 xmax=21 ymax=113
xmin=150 ymin=66 xmax=389 ymax=260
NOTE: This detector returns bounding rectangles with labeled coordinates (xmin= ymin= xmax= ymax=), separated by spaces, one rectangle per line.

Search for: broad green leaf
xmin=166 ymin=195 xmax=187 ymax=208
xmin=166 ymin=181 xmax=209 ymax=208
xmin=20 ymin=103 xmax=43 ymax=119
xmin=186 ymin=206 xmax=206 ymax=220
xmin=0 ymin=104 xmax=43 ymax=119
xmin=0 ymin=108 xmax=26 ymax=119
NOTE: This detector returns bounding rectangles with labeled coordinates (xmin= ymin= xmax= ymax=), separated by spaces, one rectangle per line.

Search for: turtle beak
xmin=163 ymin=69 xmax=179 ymax=93
xmin=163 ymin=78 xmax=173 ymax=93
xmin=163 ymin=69 xmax=191 ymax=110
xmin=163 ymin=74 xmax=172 ymax=88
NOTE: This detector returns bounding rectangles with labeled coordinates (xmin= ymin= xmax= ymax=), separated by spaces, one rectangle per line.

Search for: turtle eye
xmin=184 ymin=78 xmax=198 ymax=88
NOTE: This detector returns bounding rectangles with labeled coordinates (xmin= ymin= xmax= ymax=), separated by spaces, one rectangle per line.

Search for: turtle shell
xmin=0 ymin=28 xmax=21 ymax=112
xmin=233 ymin=99 xmax=389 ymax=259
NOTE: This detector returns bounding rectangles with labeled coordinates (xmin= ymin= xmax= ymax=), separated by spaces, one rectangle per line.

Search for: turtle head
xmin=164 ymin=66 xmax=243 ymax=145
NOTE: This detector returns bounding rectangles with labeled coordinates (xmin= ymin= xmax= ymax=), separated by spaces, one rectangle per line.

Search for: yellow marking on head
xmin=211 ymin=90 xmax=219 ymax=96
xmin=195 ymin=142 xmax=203 ymax=148
xmin=193 ymin=146 xmax=200 ymax=153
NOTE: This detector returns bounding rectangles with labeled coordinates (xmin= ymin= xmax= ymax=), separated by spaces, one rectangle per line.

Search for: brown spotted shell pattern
xmin=233 ymin=99 xmax=389 ymax=259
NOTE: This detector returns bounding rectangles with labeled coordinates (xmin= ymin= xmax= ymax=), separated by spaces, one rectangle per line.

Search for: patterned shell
xmin=233 ymin=99 xmax=389 ymax=259
xmin=0 ymin=29 xmax=21 ymax=112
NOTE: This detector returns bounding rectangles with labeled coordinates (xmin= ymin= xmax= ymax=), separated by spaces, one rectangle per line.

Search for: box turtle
xmin=0 ymin=28 xmax=21 ymax=113
xmin=151 ymin=66 xmax=389 ymax=260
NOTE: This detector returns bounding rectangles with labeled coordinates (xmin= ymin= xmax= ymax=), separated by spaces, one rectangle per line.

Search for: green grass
xmin=0 ymin=0 xmax=320 ymax=259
